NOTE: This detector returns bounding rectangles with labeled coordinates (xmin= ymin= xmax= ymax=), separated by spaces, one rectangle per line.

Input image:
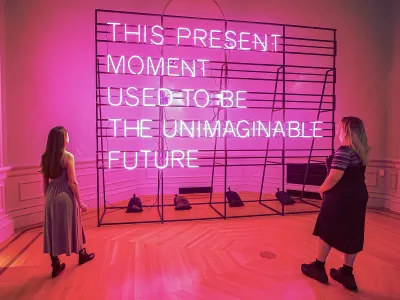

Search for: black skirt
xmin=313 ymin=158 xmax=369 ymax=254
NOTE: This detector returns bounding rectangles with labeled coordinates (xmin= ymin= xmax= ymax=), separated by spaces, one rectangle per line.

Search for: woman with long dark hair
xmin=41 ymin=126 xmax=94 ymax=278
xmin=301 ymin=117 xmax=370 ymax=291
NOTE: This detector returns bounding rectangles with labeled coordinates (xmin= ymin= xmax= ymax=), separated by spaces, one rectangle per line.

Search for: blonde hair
xmin=338 ymin=117 xmax=370 ymax=165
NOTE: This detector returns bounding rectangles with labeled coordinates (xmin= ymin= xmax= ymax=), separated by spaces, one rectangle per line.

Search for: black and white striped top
xmin=331 ymin=146 xmax=362 ymax=171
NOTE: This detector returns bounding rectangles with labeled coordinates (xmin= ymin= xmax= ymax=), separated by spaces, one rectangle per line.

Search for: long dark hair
xmin=41 ymin=126 xmax=67 ymax=178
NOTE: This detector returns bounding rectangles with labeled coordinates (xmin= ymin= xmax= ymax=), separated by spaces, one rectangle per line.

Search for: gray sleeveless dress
xmin=43 ymin=161 xmax=86 ymax=256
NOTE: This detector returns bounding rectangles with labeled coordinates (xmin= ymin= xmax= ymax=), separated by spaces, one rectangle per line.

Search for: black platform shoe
xmin=78 ymin=248 xmax=95 ymax=265
xmin=301 ymin=261 xmax=329 ymax=284
xmin=51 ymin=257 xmax=66 ymax=278
xmin=330 ymin=267 xmax=358 ymax=291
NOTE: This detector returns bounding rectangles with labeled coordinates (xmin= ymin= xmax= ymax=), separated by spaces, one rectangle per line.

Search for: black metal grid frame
xmin=95 ymin=9 xmax=337 ymax=226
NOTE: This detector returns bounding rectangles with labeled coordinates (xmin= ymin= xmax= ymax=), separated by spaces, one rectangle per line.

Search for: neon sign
xmin=107 ymin=23 xmax=281 ymax=51
xmin=108 ymin=150 xmax=199 ymax=170
xmin=102 ymin=21 xmax=323 ymax=169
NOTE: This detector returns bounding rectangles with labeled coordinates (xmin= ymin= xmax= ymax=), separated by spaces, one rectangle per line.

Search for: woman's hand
xmin=79 ymin=202 xmax=87 ymax=212
xmin=318 ymin=169 xmax=344 ymax=200
xmin=319 ymin=188 xmax=325 ymax=200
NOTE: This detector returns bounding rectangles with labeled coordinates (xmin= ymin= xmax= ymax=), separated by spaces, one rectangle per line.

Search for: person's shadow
xmin=0 ymin=264 xmax=78 ymax=300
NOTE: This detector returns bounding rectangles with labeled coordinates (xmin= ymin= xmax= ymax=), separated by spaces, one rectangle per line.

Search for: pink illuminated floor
xmin=0 ymin=203 xmax=399 ymax=300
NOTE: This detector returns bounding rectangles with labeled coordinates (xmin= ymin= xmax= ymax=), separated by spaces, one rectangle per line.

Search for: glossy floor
xmin=0 ymin=198 xmax=399 ymax=299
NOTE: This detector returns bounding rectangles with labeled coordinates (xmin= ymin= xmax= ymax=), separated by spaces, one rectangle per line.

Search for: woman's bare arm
xmin=65 ymin=152 xmax=86 ymax=210
xmin=42 ymin=175 xmax=49 ymax=195
xmin=319 ymin=169 xmax=344 ymax=198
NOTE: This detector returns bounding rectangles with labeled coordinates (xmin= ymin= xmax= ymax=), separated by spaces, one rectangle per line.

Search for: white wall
xmin=1 ymin=0 xmax=399 ymax=232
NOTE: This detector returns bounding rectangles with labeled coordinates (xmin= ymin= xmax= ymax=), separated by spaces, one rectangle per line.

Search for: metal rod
xmin=300 ymin=69 xmax=334 ymax=200
xmin=209 ymin=66 xmax=224 ymax=205
xmin=96 ymin=36 xmax=107 ymax=219
xmin=259 ymin=202 xmax=284 ymax=215
xmin=97 ymin=148 xmax=335 ymax=152
xmin=99 ymin=206 xmax=106 ymax=224
xmin=259 ymin=66 xmax=282 ymax=202
xmin=332 ymin=30 xmax=337 ymax=155
xmin=94 ymin=9 xmax=335 ymax=224
xmin=100 ymin=86 xmax=335 ymax=97
xmin=97 ymin=56 xmax=335 ymax=70
xmin=95 ymin=9 xmax=336 ymax=31
xmin=101 ymin=97 xmax=335 ymax=105
xmin=223 ymin=21 xmax=228 ymax=220
xmin=96 ymin=39 xmax=334 ymax=57
xmin=282 ymin=26 xmax=287 ymax=194
xmin=160 ymin=13 xmax=165 ymax=224
xmin=97 ymin=63 xmax=333 ymax=78
xmin=96 ymin=70 xmax=334 ymax=83
xmin=95 ymin=10 xmax=100 ymax=226
xmin=209 ymin=203 xmax=225 ymax=218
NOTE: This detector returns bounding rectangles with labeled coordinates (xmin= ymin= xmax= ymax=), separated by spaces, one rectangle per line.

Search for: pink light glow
xmin=193 ymin=89 xmax=210 ymax=108
xmin=175 ymin=27 xmax=280 ymax=51
xmin=102 ymin=18 xmax=329 ymax=172
xmin=108 ymin=150 xmax=199 ymax=169
xmin=107 ymin=55 xmax=208 ymax=77
xmin=106 ymin=23 xmax=165 ymax=43
xmin=107 ymin=119 xmax=153 ymax=138
xmin=142 ymin=88 xmax=155 ymax=107
xmin=128 ymin=55 xmax=144 ymax=74
xmin=110 ymin=87 xmax=253 ymax=107
xmin=167 ymin=58 xmax=179 ymax=76
xmin=115 ymin=119 xmax=324 ymax=139
xmin=219 ymin=90 xmax=247 ymax=108
xmin=124 ymin=23 xmax=140 ymax=42
xmin=287 ymin=121 xmax=301 ymax=138
xmin=105 ymin=23 xmax=281 ymax=52
xmin=271 ymin=34 xmax=281 ymax=51
xmin=158 ymin=88 xmax=173 ymax=106
xmin=210 ymin=30 xmax=222 ymax=49
xmin=225 ymin=30 xmax=237 ymax=49
xmin=194 ymin=29 xmax=208 ymax=47
xmin=177 ymin=27 xmax=191 ymax=45
xmin=107 ymin=55 xmax=124 ymax=74
xmin=106 ymin=22 xmax=120 ymax=41
xmin=150 ymin=25 xmax=164 ymax=45
xmin=253 ymin=34 xmax=267 ymax=52
xmin=239 ymin=32 xmax=251 ymax=51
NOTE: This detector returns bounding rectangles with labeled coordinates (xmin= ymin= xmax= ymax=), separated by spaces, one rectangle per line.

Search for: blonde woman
xmin=301 ymin=117 xmax=370 ymax=291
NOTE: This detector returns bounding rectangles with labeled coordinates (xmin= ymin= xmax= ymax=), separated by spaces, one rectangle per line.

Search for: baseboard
xmin=0 ymin=213 xmax=14 ymax=243
xmin=4 ymin=157 xmax=399 ymax=229
xmin=384 ymin=196 xmax=400 ymax=213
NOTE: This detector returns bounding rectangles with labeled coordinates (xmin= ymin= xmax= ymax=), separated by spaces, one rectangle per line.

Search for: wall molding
xmin=3 ymin=158 xmax=399 ymax=230
xmin=0 ymin=166 xmax=13 ymax=243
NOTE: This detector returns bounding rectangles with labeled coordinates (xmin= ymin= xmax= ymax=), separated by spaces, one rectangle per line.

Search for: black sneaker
xmin=330 ymin=267 xmax=358 ymax=291
xmin=51 ymin=258 xmax=66 ymax=278
xmin=78 ymin=248 xmax=95 ymax=265
xmin=301 ymin=261 xmax=329 ymax=284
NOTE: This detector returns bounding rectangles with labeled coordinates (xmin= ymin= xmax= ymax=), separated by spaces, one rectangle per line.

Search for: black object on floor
xmin=276 ymin=189 xmax=295 ymax=205
xmin=126 ymin=194 xmax=143 ymax=213
xmin=174 ymin=194 xmax=192 ymax=210
xmin=225 ymin=188 xmax=245 ymax=207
